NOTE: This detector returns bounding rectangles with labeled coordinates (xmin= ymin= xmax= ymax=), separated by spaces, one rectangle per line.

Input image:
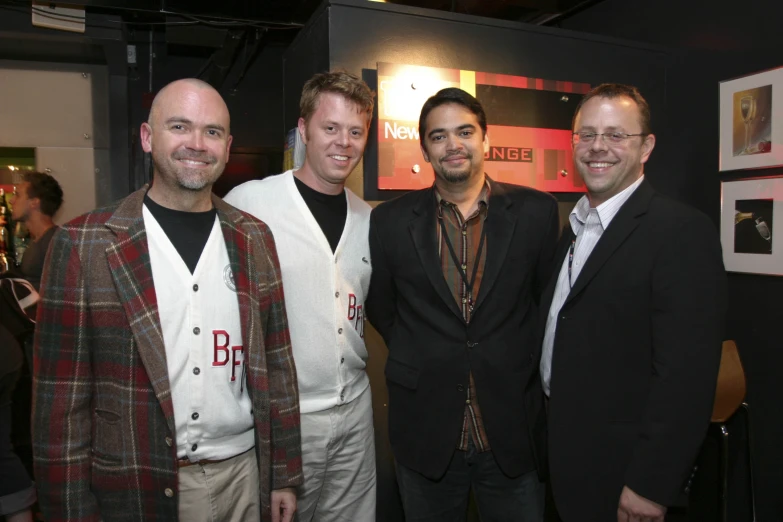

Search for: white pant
xmin=296 ymin=386 xmax=377 ymax=522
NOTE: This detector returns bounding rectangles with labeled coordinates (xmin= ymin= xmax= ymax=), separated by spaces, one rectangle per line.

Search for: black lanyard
xmin=567 ymin=237 xmax=576 ymax=288
xmin=439 ymin=213 xmax=487 ymax=308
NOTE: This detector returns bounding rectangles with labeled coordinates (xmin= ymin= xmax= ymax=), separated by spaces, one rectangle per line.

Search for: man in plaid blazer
xmin=32 ymin=79 xmax=302 ymax=522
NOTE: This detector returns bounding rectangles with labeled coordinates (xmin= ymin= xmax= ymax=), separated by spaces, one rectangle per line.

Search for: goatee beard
xmin=441 ymin=169 xmax=471 ymax=183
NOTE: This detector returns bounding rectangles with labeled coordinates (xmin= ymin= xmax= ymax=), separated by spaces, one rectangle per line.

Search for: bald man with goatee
xmin=33 ymin=78 xmax=302 ymax=522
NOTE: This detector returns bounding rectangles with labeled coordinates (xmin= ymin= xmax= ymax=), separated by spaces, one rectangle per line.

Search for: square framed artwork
xmin=719 ymin=66 xmax=783 ymax=171
xmin=720 ymin=177 xmax=782 ymax=275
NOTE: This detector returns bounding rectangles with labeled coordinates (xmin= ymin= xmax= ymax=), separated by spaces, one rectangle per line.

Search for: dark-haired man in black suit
xmin=368 ymin=88 xmax=559 ymax=521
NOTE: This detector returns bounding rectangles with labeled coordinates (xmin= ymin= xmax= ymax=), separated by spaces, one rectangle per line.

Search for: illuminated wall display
xmin=376 ymin=62 xmax=591 ymax=192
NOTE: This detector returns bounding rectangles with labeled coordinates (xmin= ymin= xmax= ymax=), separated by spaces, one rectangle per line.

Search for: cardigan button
xmin=165 ymin=437 xmax=172 ymax=447
xmin=338 ymin=328 xmax=343 ymax=334
xmin=164 ymin=488 xmax=174 ymax=497
xmin=335 ymin=292 xmax=340 ymax=298
xmin=456 ymin=384 xmax=465 ymax=392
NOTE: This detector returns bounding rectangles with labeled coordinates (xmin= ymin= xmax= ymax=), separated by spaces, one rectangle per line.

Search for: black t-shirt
xmin=17 ymin=225 xmax=57 ymax=291
xmin=293 ymin=176 xmax=347 ymax=253
xmin=143 ymin=194 xmax=217 ymax=274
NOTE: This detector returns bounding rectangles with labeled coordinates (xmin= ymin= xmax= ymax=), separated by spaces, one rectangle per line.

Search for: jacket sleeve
xmin=624 ymin=212 xmax=727 ymax=505
xmin=257 ymin=226 xmax=303 ymax=490
xmin=366 ymin=208 xmax=396 ymax=343
xmin=32 ymin=227 xmax=101 ymax=522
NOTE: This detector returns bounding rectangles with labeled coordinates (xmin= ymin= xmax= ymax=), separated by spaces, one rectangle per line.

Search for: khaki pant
xmin=178 ymin=448 xmax=260 ymax=522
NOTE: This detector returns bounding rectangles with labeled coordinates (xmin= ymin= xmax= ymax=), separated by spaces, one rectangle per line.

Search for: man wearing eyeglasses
xmin=540 ymin=84 xmax=727 ymax=522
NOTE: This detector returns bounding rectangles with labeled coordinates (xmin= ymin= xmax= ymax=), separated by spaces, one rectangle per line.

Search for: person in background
xmin=226 ymin=70 xmax=376 ymax=522
xmin=33 ymin=78 xmax=302 ymax=522
xmin=3 ymin=172 xmax=63 ymax=290
xmin=540 ymin=83 xmax=727 ymax=522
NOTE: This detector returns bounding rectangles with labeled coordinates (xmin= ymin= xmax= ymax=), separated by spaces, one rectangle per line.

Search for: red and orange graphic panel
xmin=377 ymin=62 xmax=589 ymax=192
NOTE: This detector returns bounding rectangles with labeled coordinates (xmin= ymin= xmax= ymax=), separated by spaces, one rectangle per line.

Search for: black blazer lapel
xmin=409 ymin=188 xmax=464 ymax=322
xmin=565 ymin=180 xmax=655 ymax=305
xmin=540 ymin=225 xmax=575 ymax=319
xmin=472 ymin=180 xmax=517 ymax=313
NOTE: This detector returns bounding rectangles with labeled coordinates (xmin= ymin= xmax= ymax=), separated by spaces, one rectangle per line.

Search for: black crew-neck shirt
xmin=143 ymin=194 xmax=217 ymax=274
xmin=293 ymin=176 xmax=347 ymax=253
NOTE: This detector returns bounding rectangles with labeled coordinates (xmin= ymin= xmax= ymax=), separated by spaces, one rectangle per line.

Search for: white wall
xmin=0 ymin=61 xmax=110 ymax=223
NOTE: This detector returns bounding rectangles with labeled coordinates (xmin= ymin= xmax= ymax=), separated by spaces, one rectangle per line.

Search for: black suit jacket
xmin=542 ymin=180 xmax=727 ymax=520
xmin=367 ymin=178 xmax=559 ymax=480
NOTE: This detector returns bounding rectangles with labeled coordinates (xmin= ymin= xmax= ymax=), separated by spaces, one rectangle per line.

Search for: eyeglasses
xmin=572 ymin=131 xmax=647 ymax=145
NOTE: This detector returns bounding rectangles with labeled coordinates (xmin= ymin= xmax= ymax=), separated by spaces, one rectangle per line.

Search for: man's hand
xmin=271 ymin=487 xmax=297 ymax=522
xmin=617 ymin=486 xmax=666 ymax=522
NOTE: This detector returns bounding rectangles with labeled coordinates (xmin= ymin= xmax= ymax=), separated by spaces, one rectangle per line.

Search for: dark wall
xmin=325 ymin=0 xmax=676 ymax=203
xmin=561 ymin=1 xmax=783 ymax=520
xmin=127 ymin=28 xmax=287 ymax=191
xmin=282 ymin=3 xmax=331 ymax=132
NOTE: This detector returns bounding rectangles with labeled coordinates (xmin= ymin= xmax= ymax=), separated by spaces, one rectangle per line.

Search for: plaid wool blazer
xmin=32 ymin=187 xmax=303 ymax=522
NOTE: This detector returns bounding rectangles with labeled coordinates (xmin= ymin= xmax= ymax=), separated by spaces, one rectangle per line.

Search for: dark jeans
xmin=396 ymin=439 xmax=544 ymax=522
xmin=0 ymin=401 xmax=36 ymax=515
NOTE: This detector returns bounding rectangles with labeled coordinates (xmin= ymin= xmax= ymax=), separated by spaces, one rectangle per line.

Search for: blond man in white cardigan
xmin=225 ymin=71 xmax=376 ymax=522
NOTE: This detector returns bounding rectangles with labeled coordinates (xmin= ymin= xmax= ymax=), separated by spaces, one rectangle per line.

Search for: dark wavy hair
xmin=23 ymin=171 xmax=63 ymax=217
xmin=418 ymin=88 xmax=488 ymax=142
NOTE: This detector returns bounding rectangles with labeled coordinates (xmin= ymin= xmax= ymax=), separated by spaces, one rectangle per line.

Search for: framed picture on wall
xmin=720 ymin=177 xmax=783 ymax=275
xmin=719 ymin=66 xmax=783 ymax=171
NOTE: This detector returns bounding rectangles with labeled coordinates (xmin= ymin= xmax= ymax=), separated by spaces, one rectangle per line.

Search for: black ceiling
xmin=70 ymin=0 xmax=602 ymax=27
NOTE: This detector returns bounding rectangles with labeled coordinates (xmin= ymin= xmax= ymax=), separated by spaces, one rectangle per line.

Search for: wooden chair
xmin=711 ymin=340 xmax=756 ymax=522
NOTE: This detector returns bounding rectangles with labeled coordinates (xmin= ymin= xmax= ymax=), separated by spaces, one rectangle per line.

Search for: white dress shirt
xmin=540 ymin=175 xmax=645 ymax=396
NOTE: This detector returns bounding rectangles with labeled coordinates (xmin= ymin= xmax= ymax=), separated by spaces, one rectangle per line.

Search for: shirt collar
xmin=435 ymin=177 xmax=491 ymax=213
xmin=570 ymin=175 xmax=645 ymax=232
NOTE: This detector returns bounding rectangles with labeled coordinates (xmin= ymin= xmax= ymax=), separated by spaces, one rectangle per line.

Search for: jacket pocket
xmin=93 ymin=408 xmax=123 ymax=462
xmin=385 ymin=358 xmax=419 ymax=390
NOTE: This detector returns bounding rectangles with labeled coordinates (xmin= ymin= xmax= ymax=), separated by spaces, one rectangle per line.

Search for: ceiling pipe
xmin=538 ymin=0 xmax=606 ymax=26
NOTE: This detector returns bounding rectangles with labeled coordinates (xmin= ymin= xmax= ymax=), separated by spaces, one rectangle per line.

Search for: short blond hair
xmin=299 ymin=71 xmax=375 ymax=123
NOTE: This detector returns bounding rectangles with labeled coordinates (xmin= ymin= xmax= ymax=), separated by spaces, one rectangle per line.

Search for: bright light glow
xmin=7 ymin=166 xmax=15 ymax=171
xmin=380 ymin=66 xmax=458 ymax=121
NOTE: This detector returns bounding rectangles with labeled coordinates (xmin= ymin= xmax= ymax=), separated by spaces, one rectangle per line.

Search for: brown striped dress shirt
xmin=435 ymin=180 xmax=492 ymax=452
